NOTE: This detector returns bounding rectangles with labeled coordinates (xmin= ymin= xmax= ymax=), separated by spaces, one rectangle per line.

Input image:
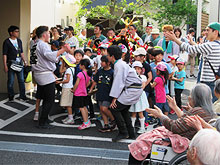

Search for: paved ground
xmin=0 ymin=67 xmax=197 ymax=164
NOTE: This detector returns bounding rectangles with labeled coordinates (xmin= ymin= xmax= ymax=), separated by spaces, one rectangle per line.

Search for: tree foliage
xmin=149 ymin=0 xmax=197 ymax=29
xmin=75 ymin=0 xmax=197 ymax=32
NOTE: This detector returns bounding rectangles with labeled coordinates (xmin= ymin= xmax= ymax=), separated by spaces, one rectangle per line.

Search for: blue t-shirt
xmin=73 ymin=64 xmax=82 ymax=85
xmin=150 ymin=62 xmax=172 ymax=94
xmin=93 ymin=68 xmax=114 ymax=102
xmin=174 ymin=70 xmax=186 ymax=89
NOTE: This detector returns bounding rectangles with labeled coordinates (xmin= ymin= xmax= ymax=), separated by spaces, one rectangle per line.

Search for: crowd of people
xmin=2 ymin=20 xmax=220 ymax=164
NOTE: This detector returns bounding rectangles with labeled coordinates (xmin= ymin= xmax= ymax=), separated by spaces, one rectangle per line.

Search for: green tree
xmin=76 ymin=0 xmax=151 ymax=33
xmin=149 ymin=0 xmax=197 ymax=29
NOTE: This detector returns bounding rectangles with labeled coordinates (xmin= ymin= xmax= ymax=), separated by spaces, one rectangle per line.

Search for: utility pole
xmin=196 ymin=0 xmax=202 ymax=39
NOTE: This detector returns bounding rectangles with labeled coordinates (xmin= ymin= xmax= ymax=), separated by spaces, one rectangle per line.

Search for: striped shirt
xmin=160 ymin=107 xmax=212 ymax=140
xmin=181 ymin=41 xmax=220 ymax=82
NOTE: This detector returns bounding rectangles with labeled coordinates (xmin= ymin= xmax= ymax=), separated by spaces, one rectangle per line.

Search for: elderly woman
xmin=146 ymin=83 xmax=214 ymax=140
xmin=128 ymin=83 xmax=215 ymax=165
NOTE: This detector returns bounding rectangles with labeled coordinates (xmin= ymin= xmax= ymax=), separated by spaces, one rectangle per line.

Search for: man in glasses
xmin=3 ymin=25 xmax=27 ymax=102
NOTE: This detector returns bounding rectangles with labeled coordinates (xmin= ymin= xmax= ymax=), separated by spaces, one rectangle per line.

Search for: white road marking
xmin=49 ymin=113 xmax=97 ymax=128
xmin=0 ymin=141 xmax=129 ymax=161
xmin=0 ymin=130 xmax=135 ymax=143
xmin=0 ymin=119 xmax=4 ymax=123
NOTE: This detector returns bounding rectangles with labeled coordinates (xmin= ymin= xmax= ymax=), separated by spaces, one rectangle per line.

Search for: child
xmin=172 ymin=58 xmax=186 ymax=109
xmin=93 ymin=43 xmax=108 ymax=73
xmin=151 ymin=63 xmax=169 ymax=128
xmin=129 ymin=61 xmax=149 ymax=134
xmin=56 ymin=54 xmax=76 ymax=124
xmin=168 ymin=55 xmax=179 ymax=114
xmin=72 ymin=59 xmax=92 ymax=130
xmin=89 ymin=56 xmax=116 ymax=132
xmin=214 ymin=79 xmax=220 ymax=116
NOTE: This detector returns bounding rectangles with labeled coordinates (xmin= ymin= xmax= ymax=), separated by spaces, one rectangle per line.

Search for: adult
xmin=90 ymin=24 xmax=106 ymax=42
xmin=3 ymin=25 xmax=27 ymax=102
xmin=51 ymin=27 xmax=60 ymax=41
xmin=141 ymin=22 xmax=153 ymax=44
xmin=129 ymin=25 xmax=144 ymax=46
xmin=147 ymin=83 xmax=214 ymax=139
xmin=102 ymin=28 xmax=116 ymax=44
xmin=65 ymin=26 xmax=79 ymax=48
xmin=78 ymin=29 xmax=86 ymax=40
xmin=157 ymin=25 xmax=180 ymax=62
xmin=187 ymin=129 xmax=220 ymax=165
xmin=32 ymin=26 xmax=69 ymax=128
xmin=128 ymin=83 xmax=214 ymax=164
xmin=174 ymin=27 xmax=188 ymax=62
xmin=107 ymin=45 xmax=143 ymax=142
xmin=185 ymin=28 xmax=197 ymax=78
xmin=165 ymin=22 xmax=220 ymax=102
xmin=149 ymin=28 xmax=161 ymax=46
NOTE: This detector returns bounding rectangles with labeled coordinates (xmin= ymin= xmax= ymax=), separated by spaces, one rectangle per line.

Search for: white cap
xmin=133 ymin=47 xmax=146 ymax=56
xmin=132 ymin=61 xmax=143 ymax=68
xmin=151 ymin=28 xmax=160 ymax=34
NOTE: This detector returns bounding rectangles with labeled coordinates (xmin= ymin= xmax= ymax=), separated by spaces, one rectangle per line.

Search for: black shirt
xmin=3 ymin=38 xmax=23 ymax=63
xmin=142 ymin=61 xmax=152 ymax=92
xmin=93 ymin=68 xmax=114 ymax=102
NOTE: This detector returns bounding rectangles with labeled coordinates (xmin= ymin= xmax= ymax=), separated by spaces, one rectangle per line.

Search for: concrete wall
xmin=209 ymin=0 xmax=220 ymax=23
xmin=31 ymin=0 xmax=79 ymax=31
xmin=0 ymin=0 xmax=31 ymax=93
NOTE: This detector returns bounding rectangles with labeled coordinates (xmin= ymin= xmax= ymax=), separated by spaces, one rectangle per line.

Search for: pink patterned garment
xmin=128 ymin=126 xmax=190 ymax=161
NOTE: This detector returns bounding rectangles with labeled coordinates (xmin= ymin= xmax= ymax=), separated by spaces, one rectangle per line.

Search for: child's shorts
xmin=60 ymin=88 xmax=73 ymax=107
xmin=98 ymin=101 xmax=111 ymax=108
xmin=73 ymin=96 xmax=89 ymax=108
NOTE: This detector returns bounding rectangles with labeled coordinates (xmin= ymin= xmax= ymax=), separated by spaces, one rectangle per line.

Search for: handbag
xmin=10 ymin=60 xmax=23 ymax=72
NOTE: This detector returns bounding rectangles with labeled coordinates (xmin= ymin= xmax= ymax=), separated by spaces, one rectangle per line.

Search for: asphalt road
xmin=0 ymin=67 xmax=197 ymax=165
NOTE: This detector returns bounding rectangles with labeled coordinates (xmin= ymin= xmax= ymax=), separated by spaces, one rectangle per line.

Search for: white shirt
xmin=93 ymin=55 xmax=102 ymax=70
xmin=78 ymin=33 xmax=86 ymax=40
xmin=140 ymin=75 xmax=147 ymax=83
xmin=62 ymin=67 xmax=74 ymax=88
xmin=9 ymin=38 xmax=18 ymax=50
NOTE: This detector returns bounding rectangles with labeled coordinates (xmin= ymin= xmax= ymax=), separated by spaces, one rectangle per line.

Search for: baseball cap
xmin=208 ymin=22 xmax=220 ymax=33
xmin=176 ymin=58 xmax=185 ymax=65
xmin=50 ymin=40 xmax=59 ymax=48
xmin=133 ymin=47 xmax=146 ymax=56
xmin=61 ymin=54 xmax=76 ymax=67
xmin=132 ymin=61 xmax=143 ymax=68
xmin=151 ymin=29 xmax=160 ymax=34
xmin=118 ymin=44 xmax=128 ymax=53
xmin=168 ymin=55 xmax=179 ymax=60
xmin=155 ymin=62 xmax=167 ymax=71
xmin=99 ymin=43 xmax=108 ymax=49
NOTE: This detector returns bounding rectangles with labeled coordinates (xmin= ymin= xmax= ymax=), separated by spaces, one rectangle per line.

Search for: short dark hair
xmin=130 ymin=24 xmax=137 ymax=30
xmin=96 ymin=24 xmax=104 ymax=31
xmin=107 ymin=28 xmax=115 ymax=33
xmin=147 ymin=47 xmax=155 ymax=55
xmin=101 ymin=55 xmax=109 ymax=63
xmin=189 ymin=28 xmax=195 ymax=34
xmin=107 ymin=45 xmax=122 ymax=60
xmin=201 ymin=28 xmax=206 ymax=32
xmin=174 ymin=27 xmax=182 ymax=38
xmin=8 ymin=25 xmax=19 ymax=36
xmin=36 ymin=26 xmax=49 ymax=38
xmin=153 ymin=48 xmax=164 ymax=56
xmin=74 ymin=49 xmax=84 ymax=57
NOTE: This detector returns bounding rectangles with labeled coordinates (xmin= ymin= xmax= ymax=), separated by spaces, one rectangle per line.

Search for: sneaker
xmin=78 ymin=121 xmax=91 ymax=130
xmin=170 ymin=109 xmax=175 ymax=115
xmin=148 ymin=118 xmax=158 ymax=125
xmin=33 ymin=113 xmax=39 ymax=121
xmin=63 ymin=118 xmax=74 ymax=125
xmin=190 ymin=74 xmax=197 ymax=78
xmin=144 ymin=122 xmax=149 ymax=128
xmin=137 ymin=128 xmax=146 ymax=134
xmin=62 ymin=117 xmax=69 ymax=123
xmin=19 ymin=97 xmax=27 ymax=102
xmin=8 ymin=98 xmax=14 ymax=102
xmin=99 ymin=125 xmax=111 ymax=133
